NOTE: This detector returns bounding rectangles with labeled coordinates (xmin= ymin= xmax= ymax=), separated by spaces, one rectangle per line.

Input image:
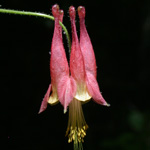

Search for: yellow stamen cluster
xmin=66 ymin=98 xmax=88 ymax=150
xmin=67 ymin=125 xmax=88 ymax=143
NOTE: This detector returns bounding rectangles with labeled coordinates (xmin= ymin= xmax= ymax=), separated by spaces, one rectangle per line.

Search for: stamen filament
xmin=66 ymin=98 xmax=88 ymax=150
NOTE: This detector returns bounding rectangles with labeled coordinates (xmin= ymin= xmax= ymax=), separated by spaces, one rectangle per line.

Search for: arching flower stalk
xmin=39 ymin=4 xmax=110 ymax=150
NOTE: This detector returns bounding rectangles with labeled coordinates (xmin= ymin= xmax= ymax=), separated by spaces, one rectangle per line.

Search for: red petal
xmin=78 ymin=6 xmax=109 ymax=106
xmin=52 ymin=4 xmax=60 ymax=18
xmin=59 ymin=9 xmax=64 ymax=39
xmin=86 ymin=72 xmax=108 ymax=106
xmin=78 ymin=6 xmax=97 ymax=78
xmin=38 ymin=84 xmax=52 ymax=113
xmin=59 ymin=9 xmax=64 ymax=23
xmin=69 ymin=6 xmax=86 ymax=84
xmin=51 ymin=5 xmax=69 ymax=87
xmin=57 ymin=76 xmax=76 ymax=112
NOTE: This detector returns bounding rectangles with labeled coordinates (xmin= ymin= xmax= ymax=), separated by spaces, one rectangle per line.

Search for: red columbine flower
xmin=39 ymin=4 xmax=76 ymax=113
xmin=69 ymin=6 xmax=91 ymax=102
xmin=78 ymin=6 xmax=110 ymax=106
xmin=39 ymin=4 xmax=110 ymax=150
xmin=66 ymin=6 xmax=110 ymax=149
xmin=65 ymin=6 xmax=90 ymax=147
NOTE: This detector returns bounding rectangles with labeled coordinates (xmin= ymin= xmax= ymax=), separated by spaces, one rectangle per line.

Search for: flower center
xmin=66 ymin=98 xmax=88 ymax=150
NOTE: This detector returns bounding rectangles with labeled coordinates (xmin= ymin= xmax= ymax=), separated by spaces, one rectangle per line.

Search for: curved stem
xmin=0 ymin=8 xmax=71 ymax=52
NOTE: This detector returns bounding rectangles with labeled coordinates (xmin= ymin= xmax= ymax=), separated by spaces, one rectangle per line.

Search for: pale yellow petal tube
xmin=74 ymin=83 xmax=91 ymax=102
xmin=48 ymin=87 xmax=59 ymax=105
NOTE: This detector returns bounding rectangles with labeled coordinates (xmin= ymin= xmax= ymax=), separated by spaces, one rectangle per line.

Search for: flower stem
xmin=0 ymin=8 xmax=71 ymax=52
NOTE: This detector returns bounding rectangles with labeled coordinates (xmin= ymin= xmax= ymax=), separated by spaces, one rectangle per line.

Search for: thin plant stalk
xmin=0 ymin=8 xmax=71 ymax=51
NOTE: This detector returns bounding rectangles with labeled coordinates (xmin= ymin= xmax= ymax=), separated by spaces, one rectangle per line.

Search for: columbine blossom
xmin=78 ymin=6 xmax=110 ymax=106
xmin=65 ymin=6 xmax=91 ymax=148
xmin=39 ymin=4 xmax=109 ymax=150
xmin=39 ymin=5 xmax=76 ymax=113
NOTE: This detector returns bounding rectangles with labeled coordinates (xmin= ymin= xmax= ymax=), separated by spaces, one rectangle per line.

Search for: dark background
xmin=1 ymin=0 xmax=150 ymax=150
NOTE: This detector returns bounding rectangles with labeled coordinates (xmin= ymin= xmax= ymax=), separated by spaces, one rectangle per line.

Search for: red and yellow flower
xmin=39 ymin=4 xmax=109 ymax=150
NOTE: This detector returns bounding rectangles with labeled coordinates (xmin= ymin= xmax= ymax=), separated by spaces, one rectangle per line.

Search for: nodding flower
xmin=78 ymin=6 xmax=110 ymax=106
xmin=39 ymin=4 xmax=76 ymax=113
xmin=39 ymin=4 xmax=110 ymax=150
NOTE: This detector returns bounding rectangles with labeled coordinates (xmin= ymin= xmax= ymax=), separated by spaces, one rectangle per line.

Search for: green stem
xmin=0 ymin=8 xmax=71 ymax=51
